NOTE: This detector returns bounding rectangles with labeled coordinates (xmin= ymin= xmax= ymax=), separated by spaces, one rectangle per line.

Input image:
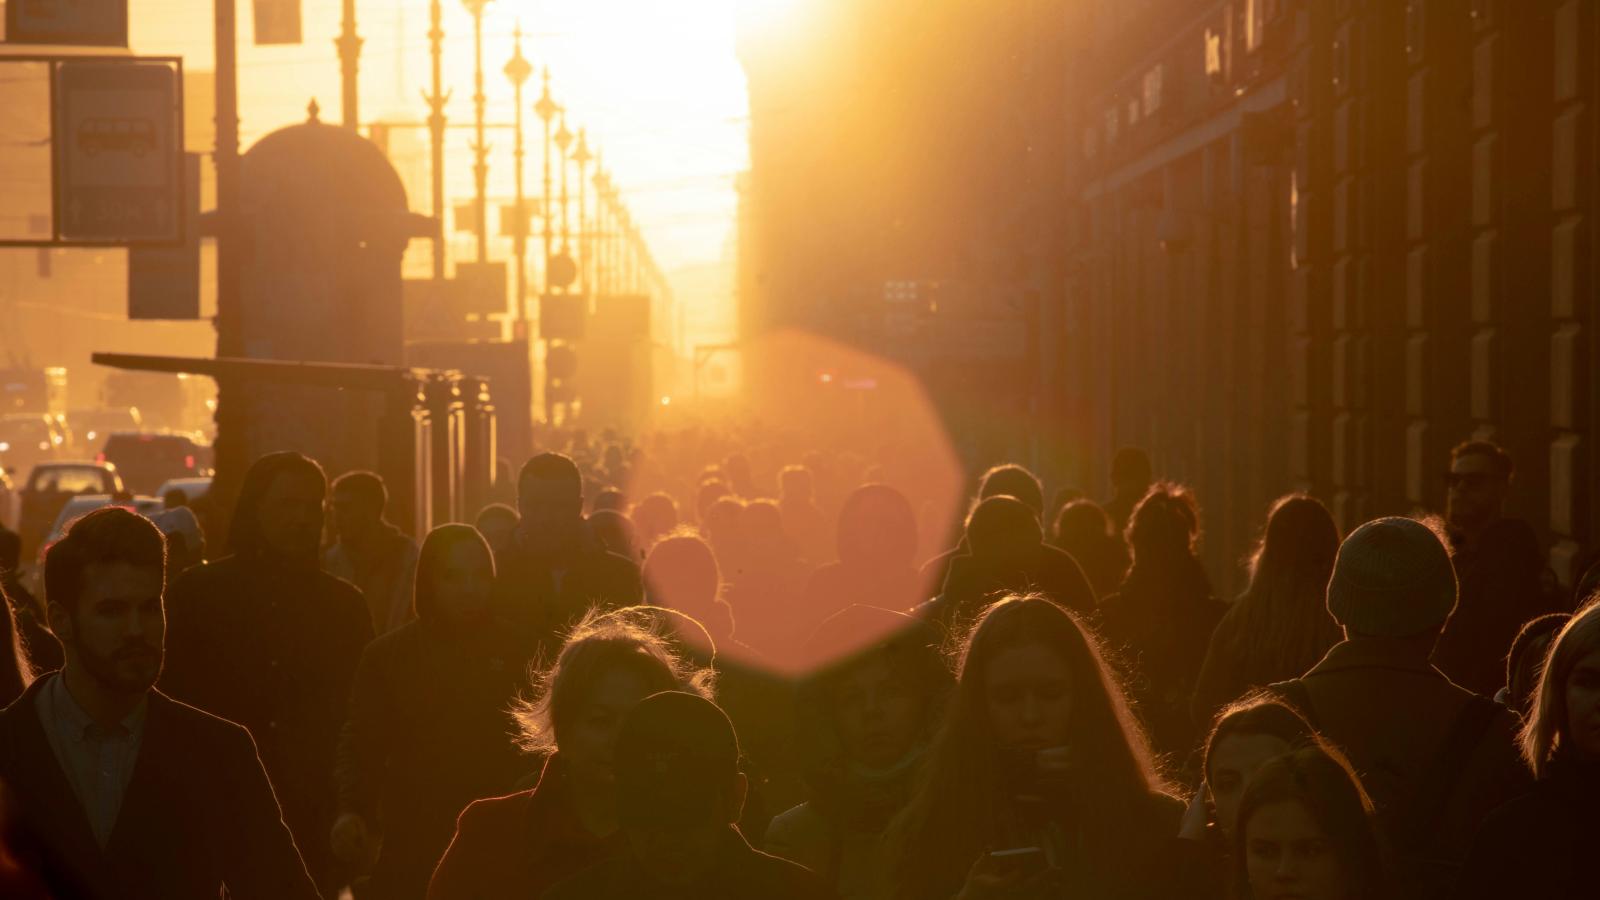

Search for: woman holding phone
xmin=888 ymin=594 xmax=1182 ymax=900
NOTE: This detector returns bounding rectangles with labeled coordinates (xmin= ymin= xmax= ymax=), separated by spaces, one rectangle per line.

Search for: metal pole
xmin=505 ymin=24 xmax=532 ymax=333
xmin=469 ymin=0 xmax=490 ymax=264
xmin=337 ymin=0 xmax=362 ymax=129
xmin=212 ymin=0 xmax=244 ymax=539
xmin=573 ymin=130 xmax=591 ymax=297
xmin=426 ymin=0 xmax=447 ymax=279
xmin=555 ymin=113 xmax=572 ymax=256
xmin=536 ymin=70 xmax=556 ymax=295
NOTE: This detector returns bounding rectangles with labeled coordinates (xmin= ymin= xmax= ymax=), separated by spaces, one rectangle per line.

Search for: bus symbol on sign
xmin=77 ymin=118 xmax=157 ymax=158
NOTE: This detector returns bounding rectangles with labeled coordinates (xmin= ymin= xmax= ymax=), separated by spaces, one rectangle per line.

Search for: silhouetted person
xmin=703 ymin=496 xmax=749 ymax=583
xmin=428 ymin=608 xmax=713 ymax=900
xmin=1048 ymin=487 xmax=1084 ymax=528
xmin=1433 ymin=440 xmax=1559 ymax=696
xmin=333 ymin=525 xmax=530 ymax=900
xmin=161 ymin=451 xmax=374 ymax=896
xmin=1049 ymin=499 xmax=1128 ymax=601
xmin=1098 ymin=483 xmax=1223 ymax=757
xmin=586 ymin=509 xmax=637 ymax=562
xmin=779 ymin=466 xmax=831 ymax=568
xmin=0 ymin=507 xmax=319 ymax=899
xmin=1175 ymin=695 xmax=1329 ymax=900
xmin=591 ymin=487 xmax=628 ymax=515
xmin=1104 ymin=447 xmax=1153 ymax=534
xmin=925 ymin=495 xmax=1095 ymax=639
xmin=1233 ymin=747 xmax=1386 ymax=900
xmin=541 ymin=691 xmax=833 ymax=900
xmin=2 ymin=524 xmax=60 ymax=684
xmin=916 ymin=464 xmax=1045 ymax=601
xmin=723 ymin=452 xmax=758 ymax=500
xmin=643 ymin=533 xmax=802 ymax=835
xmin=1496 ymin=613 xmax=1570 ymax=718
xmin=724 ymin=499 xmax=809 ymax=660
xmin=325 ymin=471 xmax=420 ymax=635
xmin=1455 ymin=601 xmax=1600 ymax=899
xmin=493 ymin=453 xmax=642 ymax=659
xmin=887 ymin=595 xmax=1182 ymax=900
xmin=473 ymin=503 xmax=519 ymax=566
xmin=1192 ymin=495 xmax=1343 ymax=726
xmin=803 ymin=484 xmax=921 ymax=634
xmin=766 ymin=607 xmax=951 ymax=900
xmin=1270 ymin=517 xmax=1531 ymax=899
xmin=631 ymin=492 xmax=679 ymax=558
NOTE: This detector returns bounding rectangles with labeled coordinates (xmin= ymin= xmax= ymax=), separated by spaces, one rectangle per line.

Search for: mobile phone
xmin=988 ymin=846 xmax=1048 ymax=877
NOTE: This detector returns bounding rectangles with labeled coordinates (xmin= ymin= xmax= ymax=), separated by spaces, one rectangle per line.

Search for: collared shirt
xmin=35 ymin=672 xmax=149 ymax=847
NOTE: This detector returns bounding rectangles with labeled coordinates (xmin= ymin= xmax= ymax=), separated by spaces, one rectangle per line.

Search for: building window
xmin=1143 ymin=64 xmax=1165 ymax=116
xmin=1206 ymin=28 xmax=1225 ymax=81
xmin=1105 ymin=107 xmax=1119 ymax=143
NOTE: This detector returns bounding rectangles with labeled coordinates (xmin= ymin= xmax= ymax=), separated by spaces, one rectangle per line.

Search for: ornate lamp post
xmin=554 ymin=112 xmax=573 ymax=269
xmin=337 ymin=0 xmax=362 ymax=129
xmin=572 ymin=128 xmax=592 ymax=297
xmin=534 ymin=70 xmax=558 ymax=294
xmin=463 ymin=0 xmax=492 ymax=263
xmin=425 ymin=0 xmax=449 ymax=278
xmin=503 ymin=23 xmax=533 ymax=332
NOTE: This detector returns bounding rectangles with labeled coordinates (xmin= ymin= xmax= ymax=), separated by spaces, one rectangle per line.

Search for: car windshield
xmin=32 ymin=467 xmax=109 ymax=493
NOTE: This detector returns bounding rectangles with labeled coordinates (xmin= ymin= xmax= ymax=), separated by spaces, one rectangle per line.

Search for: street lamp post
xmin=425 ymin=0 xmax=448 ymax=279
xmin=337 ymin=0 xmax=362 ymax=129
xmin=504 ymin=24 xmax=533 ymax=334
xmin=534 ymin=70 xmax=558 ymax=294
xmin=554 ymin=112 xmax=573 ymax=274
xmin=572 ymin=129 xmax=592 ymax=297
xmin=464 ymin=0 xmax=492 ymax=264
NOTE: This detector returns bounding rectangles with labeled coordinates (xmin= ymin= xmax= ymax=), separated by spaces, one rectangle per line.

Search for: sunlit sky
xmin=127 ymin=0 xmax=748 ymax=313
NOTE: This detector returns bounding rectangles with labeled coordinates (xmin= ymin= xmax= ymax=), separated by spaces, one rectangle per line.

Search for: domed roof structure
xmin=241 ymin=102 xmax=409 ymax=217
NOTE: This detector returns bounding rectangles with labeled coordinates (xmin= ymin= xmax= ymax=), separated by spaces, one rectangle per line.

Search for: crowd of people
xmin=0 ymin=429 xmax=1595 ymax=900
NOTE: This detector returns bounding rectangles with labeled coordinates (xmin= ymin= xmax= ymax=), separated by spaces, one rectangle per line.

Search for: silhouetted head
xmin=780 ymin=465 xmax=815 ymax=504
xmin=517 ymin=453 xmax=584 ymax=558
xmin=976 ymin=464 xmax=1044 ymax=518
xmin=593 ymin=488 xmax=628 ymax=514
xmin=1326 ymin=517 xmax=1457 ymax=641
xmin=1446 ymin=439 xmax=1513 ymax=536
xmin=643 ymin=532 xmax=730 ymax=640
xmin=588 ymin=509 xmax=637 ymax=561
xmin=632 ymin=492 xmax=679 ymax=550
xmin=964 ymin=495 xmax=1042 ymax=568
xmin=695 ymin=480 xmax=732 ymax=523
xmin=228 ymin=451 xmax=326 ymax=566
xmin=1053 ymin=499 xmax=1113 ymax=547
xmin=330 ymin=470 xmax=387 ymax=545
xmin=1521 ymin=599 xmax=1600 ymax=776
xmin=474 ymin=503 xmax=519 ymax=559
xmin=1201 ymin=694 xmax=1322 ymax=840
xmin=1234 ymin=747 xmax=1382 ymax=900
xmin=414 ymin=524 xmax=494 ymax=628
xmin=45 ymin=507 xmax=166 ymax=697
xmin=1126 ymin=482 xmax=1200 ymax=562
xmin=615 ymin=691 xmax=747 ymax=886
xmin=835 ymin=484 xmax=917 ymax=570
xmin=1505 ymin=613 xmax=1571 ymax=719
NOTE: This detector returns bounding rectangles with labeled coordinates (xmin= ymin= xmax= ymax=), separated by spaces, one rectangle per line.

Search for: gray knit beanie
xmin=1327 ymin=517 xmax=1458 ymax=637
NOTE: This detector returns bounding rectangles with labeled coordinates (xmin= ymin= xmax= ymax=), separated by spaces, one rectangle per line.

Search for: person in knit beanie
xmin=1269 ymin=516 xmax=1531 ymax=900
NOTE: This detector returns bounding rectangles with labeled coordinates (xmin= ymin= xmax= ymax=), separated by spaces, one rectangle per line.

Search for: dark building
xmin=740 ymin=0 xmax=1600 ymax=592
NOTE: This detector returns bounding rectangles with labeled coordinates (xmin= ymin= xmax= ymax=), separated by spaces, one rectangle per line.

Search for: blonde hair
xmin=1519 ymin=597 xmax=1600 ymax=777
xmin=511 ymin=605 xmax=716 ymax=755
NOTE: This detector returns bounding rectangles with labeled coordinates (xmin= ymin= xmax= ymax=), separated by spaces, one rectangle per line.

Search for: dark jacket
xmin=427 ymin=755 xmax=621 ymax=900
xmin=1274 ymin=638 xmax=1532 ymax=899
xmin=0 ymin=679 xmax=319 ymax=900
xmin=335 ymin=611 xmax=532 ymax=900
xmin=1453 ymin=757 xmax=1599 ymax=900
xmin=1098 ymin=556 xmax=1224 ymax=757
xmin=1434 ymin=517 xmax=1559 ymax=697
xmin=160 ymin=553 xmax=374 ymax=892
xmin=540 ymin=826 xmax=835 ymax=900
xmin=1190 ymin=598 xmax=1341 ymax=727
xmin=491 ymin=534 xmax=642 ymax=658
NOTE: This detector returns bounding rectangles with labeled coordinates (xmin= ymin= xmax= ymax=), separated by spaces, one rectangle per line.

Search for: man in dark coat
xmin=540 ymin=691 xmax=833 ymax=900
xmin=324 ymin=470 xmax=420 ymax=635
xmin=0 ymin=507 xmax=319 ymax=900
xmin=1272 ymin=517 xmax=1532 ymax=900
xmin=333 ymin=525 xmax=531 ymax=900
xmin=1433 ymin=440 xmax=1562 ymax=696
xmin=160 ymin=452 xmax=373 ymax=896
xmin=915 ymin=464 xmax=1046 ymax=602
xmin=493 ymin=453 xmax=641 ymax=659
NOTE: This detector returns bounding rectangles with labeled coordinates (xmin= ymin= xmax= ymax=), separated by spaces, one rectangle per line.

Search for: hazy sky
xmin=127 ymin=0 xmax=749 ymax=275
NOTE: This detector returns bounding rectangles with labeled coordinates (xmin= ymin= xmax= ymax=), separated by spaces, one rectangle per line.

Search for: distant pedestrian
xmin=1103 ymin=447 xmax=1153 ymax=534
xmin=473 ymin=503 xmax=519 ymax=565
xmin=324 ymin=471 xmax=421 ymax=635
xmin=1049 ymin=499 xmax=1128 ymax=601
xmin=803 ymin=484 xmax=921 ymax=634
xmin=1233 ymin=747 xmax=1386 ymax=900
xmin=1192 ymin=495 xmax=1343 ymax=726
xmin=917 ymin=464 xmax=1045 ymax=601
xmin=1496 ymin=612 xmax=1570 ymax=718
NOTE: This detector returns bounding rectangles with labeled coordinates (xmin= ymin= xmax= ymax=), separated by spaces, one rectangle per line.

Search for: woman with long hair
xmin=1233 ymin=747 xmax=1385 ymax=900
xmin=1192 ymin=495 xmax=1343 ymax=724
xmin=887 ymin=594 xmax=1181 ymax=900
xmin=427 ymin=606 xmax=714 ymax=900
xmin=1098 ymin=483 xmax=1224 ymax=757
xmin=1454 ymin=599 xmax=1600 ymax=899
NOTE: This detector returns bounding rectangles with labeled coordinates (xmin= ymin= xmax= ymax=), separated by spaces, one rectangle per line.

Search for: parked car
xmin=0 ymin=414 xmax=65 ymax=479
xmin=0 ymin=466 xmax=15 ymax=530
xmin=17 ymin=461 xmax=125 ymax=558
xmin=98 ymin=431 xmax=212 ymax=495
xmin=66 ymin=407 xmax=143 ymax=455
xmin=32 ymin=493 xmax=164 ymax=586
xmin=156 ymin=476 xmax=212 ymax=508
